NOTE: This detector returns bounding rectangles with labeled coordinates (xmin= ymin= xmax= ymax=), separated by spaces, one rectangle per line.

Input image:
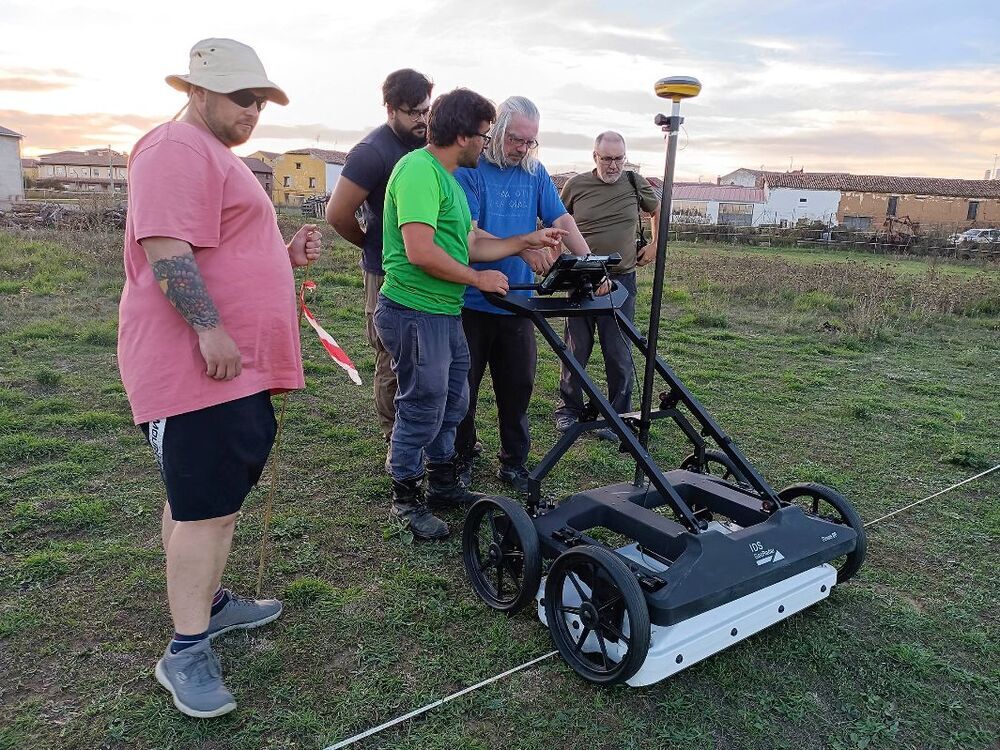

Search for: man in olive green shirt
xmin=554 ymin=131 xmax=660 ymax=438
xmin=374 ymin=88 xmax=565 ymax=540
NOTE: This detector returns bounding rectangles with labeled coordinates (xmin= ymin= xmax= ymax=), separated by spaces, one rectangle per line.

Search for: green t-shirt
xmin=560 ymin=170 xmax=658 ymax=272
xmin=381 ymin=149 xmax=473 ymax=315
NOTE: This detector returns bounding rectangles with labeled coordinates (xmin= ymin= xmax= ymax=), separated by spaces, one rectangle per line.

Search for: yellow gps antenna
xmin=654 ymin=76 xmax=702 ymax=102
xmin=634 ymin=76 xmax=702 ymax=487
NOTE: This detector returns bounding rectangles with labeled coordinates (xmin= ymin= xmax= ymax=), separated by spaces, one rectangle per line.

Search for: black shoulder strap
xmin=625 ymin=171 xmax=646 ymax=244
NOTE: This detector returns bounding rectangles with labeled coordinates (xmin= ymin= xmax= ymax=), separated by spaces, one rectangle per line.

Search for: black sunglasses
xmin=226 ymin=90 xmax=268 ymax=111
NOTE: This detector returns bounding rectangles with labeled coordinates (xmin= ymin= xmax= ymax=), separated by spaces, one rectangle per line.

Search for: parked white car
xmin=949 ymin=228 xmax=1000 ymax=245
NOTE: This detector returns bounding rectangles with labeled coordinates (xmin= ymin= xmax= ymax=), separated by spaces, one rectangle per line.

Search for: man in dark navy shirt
xmin=326 ymin=69 xmax=433 ymax=442
xmin=454 ymin=96 xmax=590 ymax=492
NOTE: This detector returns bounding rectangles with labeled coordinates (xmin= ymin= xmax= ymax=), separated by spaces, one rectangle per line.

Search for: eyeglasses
xmin=226 ymin=90 xmax=267 ymax=111
xmin=469 ymin=131 xmax=492 ymax=146
xmin=398 ymin=106 xmax=431 ymax=120
xmin=506 ymin=134 xmax=539 ymax=149
xmin=596 ymin=155 xmax=625 ymax=165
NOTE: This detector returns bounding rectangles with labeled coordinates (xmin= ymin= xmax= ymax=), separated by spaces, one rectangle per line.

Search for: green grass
xmin=0 ymin=226 xmax=998 ymax=750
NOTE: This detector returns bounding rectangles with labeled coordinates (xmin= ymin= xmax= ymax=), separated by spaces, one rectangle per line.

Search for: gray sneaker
xmin=155 ymin=638 xmax=237 ymax=718
xmin=593 ymin=427 xmax=620 ymax=442
xmin=207 ymin=591 xmax=283 ymax=639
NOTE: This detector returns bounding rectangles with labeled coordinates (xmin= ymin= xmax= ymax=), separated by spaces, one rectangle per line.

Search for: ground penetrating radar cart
xmin=461 ymin=77 xmax=867 ymax=686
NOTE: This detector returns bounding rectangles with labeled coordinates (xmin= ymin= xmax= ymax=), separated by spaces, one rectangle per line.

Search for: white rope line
xmin=320 ymin=465 xmax=998 ymax=749
xmin=322 ymin=650 xmax=558 ymax=750
xmin=864 ymin=464 xmax=999 ymax=527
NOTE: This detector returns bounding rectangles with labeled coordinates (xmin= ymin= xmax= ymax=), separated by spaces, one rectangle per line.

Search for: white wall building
xmin=757 ymin=187 xmax=841 ymax=226
xmin=717 ymin=168 xmax=761 ymax=188
xmin=36 ymin=149 xmax=128 ymax=192
xmin=719 ymin=169 xmax=843 ymax=226
xmin=325 ymin=163 xmax=344 ymax=192
xmin=0 ymin=126 xmax=25 ymax=208
xmin=673 ymin=183 xmax=767 ymax=226
xmin=649 ymin=180 xmax=769 ymax=226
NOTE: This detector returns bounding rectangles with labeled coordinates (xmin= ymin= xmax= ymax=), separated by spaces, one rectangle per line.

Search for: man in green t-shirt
xmin=374 ymin=88 xmax=566 ymax=540
xmin=554 ymin=131 xmax=660 ymax=439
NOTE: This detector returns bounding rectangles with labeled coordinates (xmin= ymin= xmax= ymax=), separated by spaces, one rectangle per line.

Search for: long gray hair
xmin=484 ymin=96 xmax=540 ymax=175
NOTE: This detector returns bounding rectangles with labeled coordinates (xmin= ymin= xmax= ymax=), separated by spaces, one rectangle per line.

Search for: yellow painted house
xmin=247 ymin=150 xmax=280 ymax=169
xmin=271 ymin=148 xmax=348 ymax=206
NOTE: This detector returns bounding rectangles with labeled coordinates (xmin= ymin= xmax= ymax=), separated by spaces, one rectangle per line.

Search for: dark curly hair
xmin=382 ymin=69 xmax=434 ymax=110
xmin=427 ymin=88 xmax=496 ymax=148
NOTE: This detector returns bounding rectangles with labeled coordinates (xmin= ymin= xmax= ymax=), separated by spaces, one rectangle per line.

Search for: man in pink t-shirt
xmin=117 ymin=38 xmax=321 ymax=719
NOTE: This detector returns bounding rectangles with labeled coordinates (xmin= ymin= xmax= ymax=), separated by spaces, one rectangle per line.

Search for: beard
xmin=458 ymin=144 xmax=481 ymax=169
xmin=220 ymin=122 xmax=254 ymax=147
xmin=203 ymin=103 xmax=255 ymax=147
xmin=598 ymin=170 xmax=622 ymax=184
xmin=502 ymin=151 xmax=525 ymax=168
xmin=391 ymin=121 xmax=427 ymax=148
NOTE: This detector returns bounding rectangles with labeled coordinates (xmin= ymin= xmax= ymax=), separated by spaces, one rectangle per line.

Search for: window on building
xmin=670 ymin=200 xmax=709 ymax=221
xmin=295 ymin=162 xmax=302 ymax=170
xmin=283 ymin=176 xmax=290 ymax=187
xmin=967 ymin=201 xmax=979 ymax=220
xmin=718 ymin=203 xmax=754 ymax=226
xmin=843 ymin=215 xmax=872 ymax=231
xmin=308 ymin=177 xmax=316 ymax=188
xmin=887 ymin=196 xmax=898 ymax=216
xmin=799 ymin=197 xmax=807 ymax=203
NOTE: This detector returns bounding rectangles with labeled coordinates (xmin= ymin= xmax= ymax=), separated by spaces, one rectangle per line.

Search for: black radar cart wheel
xmin=543 ymin=545 xmax=651 ymax=685
xmin=778 ymin=483 xmax=867 ymax=583
xmin=680 ymin=448 xmax=749 ymax=486
xmin=462 ymin=496 xmax=542 ymax=614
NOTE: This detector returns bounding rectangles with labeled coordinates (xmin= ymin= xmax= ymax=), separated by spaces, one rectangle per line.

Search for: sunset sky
xmin=3 ymin=0 xmax=999 ymax=182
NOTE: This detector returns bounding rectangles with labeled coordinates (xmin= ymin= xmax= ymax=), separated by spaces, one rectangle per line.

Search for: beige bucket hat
xmin=166 ymin=38 xmax=289 ymax=106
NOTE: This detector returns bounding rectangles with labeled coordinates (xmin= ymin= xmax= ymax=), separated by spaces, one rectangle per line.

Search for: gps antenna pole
xmin=634 ymin=77 xmax=701 ymax=487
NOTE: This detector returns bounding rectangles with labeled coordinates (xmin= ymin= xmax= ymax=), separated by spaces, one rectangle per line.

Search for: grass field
xmin=1 ymin=224 xmax=998 ymax=750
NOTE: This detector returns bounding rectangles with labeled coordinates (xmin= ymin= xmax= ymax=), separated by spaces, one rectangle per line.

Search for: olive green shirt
xmin=560 ymin=170 xmax=658 ymax=272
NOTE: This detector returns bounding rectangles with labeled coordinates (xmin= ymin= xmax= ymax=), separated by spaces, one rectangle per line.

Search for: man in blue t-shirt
xmin=454 ymin=96 xmax=591 ymax=492
xmin=326 ymin=69 xmax=433 ymax=442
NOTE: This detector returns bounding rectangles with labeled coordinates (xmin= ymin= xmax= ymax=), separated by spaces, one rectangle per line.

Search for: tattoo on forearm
xmin=150 ymin=255 xmax=220 ymax=330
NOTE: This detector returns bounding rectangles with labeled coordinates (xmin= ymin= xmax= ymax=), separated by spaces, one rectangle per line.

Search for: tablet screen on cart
xmin=537 ymin=253 xmax=622 ymax=296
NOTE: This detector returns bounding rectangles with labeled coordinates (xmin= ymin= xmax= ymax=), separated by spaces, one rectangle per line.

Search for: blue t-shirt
xmin=455 ymin=157 xmax=567 ymax=314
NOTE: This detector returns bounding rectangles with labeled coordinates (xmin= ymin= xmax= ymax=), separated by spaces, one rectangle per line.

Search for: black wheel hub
xmin=579 ymin=601 xmax=599 ymax=629
xmin=488 ymin=542 xmax=502 ymax=563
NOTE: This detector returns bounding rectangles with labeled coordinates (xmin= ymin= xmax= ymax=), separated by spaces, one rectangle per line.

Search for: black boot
xmin=426 ymin=457 xmax=483 ymax=509
xmin=455 ymin=441 xmax=483 ymax=489
xmin=391 ymin=475 xmax=449 ymax=540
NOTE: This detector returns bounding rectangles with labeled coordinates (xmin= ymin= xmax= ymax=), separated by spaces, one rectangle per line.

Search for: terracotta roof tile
xmin=240 ymin=157 xmax=273 ymax=174
xmin=38 ymin=149 xmax=128 ymax=167
xmin=550 ymin=171 xmax=577 ymax=190
xmin=760 ymin=171 xmax=1000 ymax=198
xmin=285 ymin=147 xmax=349 ymax=165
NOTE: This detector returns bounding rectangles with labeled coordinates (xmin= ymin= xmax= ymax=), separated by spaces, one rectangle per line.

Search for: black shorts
xmin=140 ymin=391 xmax=277 ymax=522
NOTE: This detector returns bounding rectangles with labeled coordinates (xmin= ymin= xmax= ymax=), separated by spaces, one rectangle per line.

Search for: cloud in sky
xmin=252 ymin=123 xmax=372 ymax=147
xmin=0 ymin=66 xmax=79 ymax=92
xmin=2 ymin=0 xmax=998 ymax=180
xmin=0 ymin=77 xmax=73 ymax=92
xmin=0 ymin=109 xmax=162 ymax=153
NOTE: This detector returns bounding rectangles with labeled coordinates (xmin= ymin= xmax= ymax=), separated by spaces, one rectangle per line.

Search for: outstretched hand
xmin=523 ymin=227 xmax=567 ymax=250
xmin=289 ymin=224 xmax=323 ymax=267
